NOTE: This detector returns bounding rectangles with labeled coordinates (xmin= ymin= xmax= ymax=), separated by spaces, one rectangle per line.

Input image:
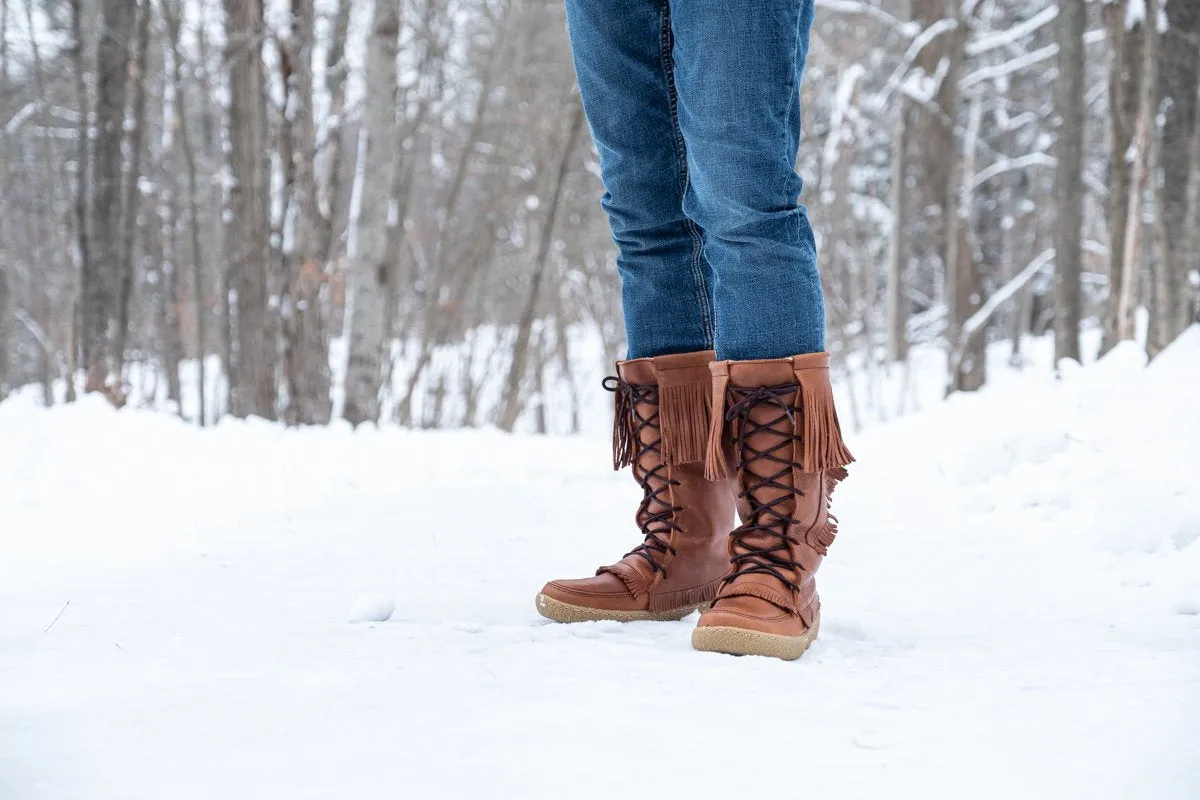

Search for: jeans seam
xmin=659 ymin=1 xmax=714 ymax=350
xmin=783 ymin=2 xmax=805 ymax=248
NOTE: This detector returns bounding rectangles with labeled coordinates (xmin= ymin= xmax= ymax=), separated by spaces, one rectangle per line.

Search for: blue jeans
xmin=566 ymin=0 xmax=824 ymax=361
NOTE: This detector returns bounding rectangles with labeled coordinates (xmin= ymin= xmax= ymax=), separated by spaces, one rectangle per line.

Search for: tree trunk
xmin=910 ymin=0 xmax=963 ymax=341
xmin=1101 ymin=3 xmax=1140 ymax=355
xmin=156 ymin=172 xmax=183 ymax=408
xmin=86 ymin=0 xmax=135 ymax=395
xmin=343 ymin=0 xmax=400 ymax=426
xmin=1158 ymin=0 xmax=1200 ymax=340
xmin=162 ymin=0 xmax=208 ymax=425
xmin=1147 ymin=117 xmax=1176 ymax=358
xmin=944 ymin=23 xmax=984 ymax=394
xmin=114 ymin=0 xmax=152 ymax=382
xmin=0 ymin=251 xmax=8 ymax=401
xmin=887 ymin=99 xmax=909 ymax=364
xmin=907 ymin=0 xmax=981 ymax=392
xmin=318 ymin=0 xmax=353 ymax=268
xmin=280 ymin=0 xmax=333 ymax=426
xmin=498 ymin=97 xmax=585 ymax=432
xmin=188 ymin=5 xmax=228 ymax=418
xmin=1117 ymin=9 xmax=1159 ymax=344
xmin=0 ymin=0 xmax=8 ymax=400
xmin=224 ymin=0 xmax=276 ymax=419
xmin=1159 ymin=0 xmax=1199 ymax=326
xmin=1146 ymin=0 xmax=1180 ymax=361
xmin=1053 ymin=0 xmax=1085 ymax=364
xmin=1184 ymin=81 xmax=1200 ymax=328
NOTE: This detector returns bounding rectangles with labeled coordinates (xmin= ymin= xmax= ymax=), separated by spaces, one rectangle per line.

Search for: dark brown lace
xmin=604 ymin=376 xmax=683 ymax=577
xmin=721 ymin=384 xmax=807 ymax=594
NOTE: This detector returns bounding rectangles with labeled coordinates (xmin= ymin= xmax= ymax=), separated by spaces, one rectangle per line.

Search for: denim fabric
xmin=566 ymin=0 xmax=824 ymax=360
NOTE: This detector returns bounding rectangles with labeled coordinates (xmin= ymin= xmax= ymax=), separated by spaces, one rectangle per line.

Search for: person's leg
xmin=670 ymin=0 xmax=823 ymax=360
xmin=565 ymin=0 xmax=713 ymax=358
xmin=665 ymin=1 xmax=855 ymax=660
xmin=536 ymin=1 xmax=738 ymax=623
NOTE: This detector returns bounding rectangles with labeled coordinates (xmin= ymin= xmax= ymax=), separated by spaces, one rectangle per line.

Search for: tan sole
xmin=535 ymin=593 xmax=710 ymax=623
xmin=691 ymin=614 xmax=820 ymax=661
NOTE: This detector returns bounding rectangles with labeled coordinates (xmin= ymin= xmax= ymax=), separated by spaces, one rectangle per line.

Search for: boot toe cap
xmin=540 ymin=573 xmax=632 ymax=604
xmin=697 ymin=597 xmax=804 ymax=637
xmin=536 ymin=572 xmax=674 ymax=623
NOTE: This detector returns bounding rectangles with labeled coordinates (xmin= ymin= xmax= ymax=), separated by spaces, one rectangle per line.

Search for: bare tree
xmin=225 ymin=0 xmax=275 ymax=419
xmin=279 ymin=0 xmax=332 ymax=425
xmin=1100 ymin=1 xmax=1140 ymax=355
xmin=114 ymin=0 xmax=153 ymax=381
xmin=1053 ymin=0 xmax=1085 ymax=364
xmin=85 ymin=0 xmax=135 ymax=395
xmin=0 ymin=0 xmax=9 ymax=400
xmin=1117 ymin=0 xmax=1160 ymax=344
xmin=886 ymin=98 xmax=909 ymax=364
xmin=1 ymin=0 xmax=1194 ymax=429
xmin=161 ymin=0 xmax=208 ymax=425
xmin=343 ymin=0 xmax=400 ymax=426
xmin=498 ymin=95 xmax=585 ymax=432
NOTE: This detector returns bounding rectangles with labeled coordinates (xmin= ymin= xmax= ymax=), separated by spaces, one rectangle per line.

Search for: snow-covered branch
xmin=960 ymin=43 xmax=1058 ymax=89
xmin=965 ymin=6 xmax=1058 ymax=57
xmin=879 ymin=18 xmax=959 ymax=106
xmin=815 ymin=0 xmax=921 ymax=37
xmin=955 ymin=248 xmax=1055 ymax=354
xmin=960 ymin=30 xmax=1107 ymax=90
xmin=970 ymin=152 xmax=1056 ymax=192
xmin=822 ymin=64 xmax=866 ymax=183
xmin=4 ymin=102 xmax=40 ymax=135
xmin=13 ymin=308 xmax=53 ymax=354
xmin=4 ymin=101 xmax=85 ymax=136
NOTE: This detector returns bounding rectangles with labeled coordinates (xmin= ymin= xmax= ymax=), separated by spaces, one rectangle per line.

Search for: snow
xmin=1124 ymin=0 xmax=1169 ymax=34
xmin=3 ymin=330 xmax=1200 ymax=798
xmin=348 ymin=594 xmax=396 ymax=623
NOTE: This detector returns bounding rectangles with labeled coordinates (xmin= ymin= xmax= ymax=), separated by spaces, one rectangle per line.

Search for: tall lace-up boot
xmin=692 ymin=353 xmax=854 ymax=660
xmin=536 ymin=351 xmax=737 ymax=623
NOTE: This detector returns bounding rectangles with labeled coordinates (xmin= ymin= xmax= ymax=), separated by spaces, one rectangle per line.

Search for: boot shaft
xmin=603 ymin=351 xmax=738 ymax=594
xmin=704 ymin=353 xmax=853 ymax=604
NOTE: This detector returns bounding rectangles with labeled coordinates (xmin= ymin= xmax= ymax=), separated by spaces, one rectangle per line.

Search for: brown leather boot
xmin=692 ymin=352 xmax=853 ymax=660
xmin=536 ymin=351 xmax=737 ymax=623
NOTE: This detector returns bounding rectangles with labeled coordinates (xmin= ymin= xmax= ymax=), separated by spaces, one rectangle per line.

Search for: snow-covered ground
xmin=2 ymin=331 xmax=1199 ymax=799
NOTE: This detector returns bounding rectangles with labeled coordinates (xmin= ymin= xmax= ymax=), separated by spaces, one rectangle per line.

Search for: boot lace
xmin=604 ymin=376 xmax=683 ymax=578
xmin=721 ymin=384 xmax=806 ymax=593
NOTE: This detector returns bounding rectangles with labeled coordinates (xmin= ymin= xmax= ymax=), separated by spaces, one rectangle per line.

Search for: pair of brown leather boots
xmin=536 ymin=350 xmax=853 ymax=660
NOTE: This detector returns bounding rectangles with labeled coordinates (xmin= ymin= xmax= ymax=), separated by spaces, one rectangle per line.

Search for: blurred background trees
xmin=0 ymin=0 xmax=1196 ymax=428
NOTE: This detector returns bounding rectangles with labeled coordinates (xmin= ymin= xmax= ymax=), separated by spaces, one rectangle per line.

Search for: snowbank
xmin=1 ymin=330 xmax=1197 ymax=799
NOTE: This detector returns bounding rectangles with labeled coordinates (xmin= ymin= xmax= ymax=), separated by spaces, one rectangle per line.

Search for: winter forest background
xmin=0 ymin=0 xmax=1197 ymax=431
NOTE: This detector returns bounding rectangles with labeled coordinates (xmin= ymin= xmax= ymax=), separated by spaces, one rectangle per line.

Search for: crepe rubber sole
xmin=691 ymin=614 xmax=821 ymax=661
xmin=535 ymin=593 xmax=710 ymax=623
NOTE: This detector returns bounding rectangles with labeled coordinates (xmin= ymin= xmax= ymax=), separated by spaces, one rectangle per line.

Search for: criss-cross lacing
xmin=604 ymin=376 xmax=683 ymax=578
xmin=720 ymin=384 xmax=807 ymax=594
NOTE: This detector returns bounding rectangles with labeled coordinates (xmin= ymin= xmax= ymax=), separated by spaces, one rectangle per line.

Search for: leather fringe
xmin=825 ymin=466 xmax=849 ymax=496
xmin=813 ymin=466 xmax=850 ymax=556
xmin=704 ymin=369 xmax=731 ymax=481
xmin=813 ymin=517 xmax=838 ymax=556
xmin=798 ymin=371 xmax=855 ymax=473
xmin=648 ymin=581 xmax=718 ymax=612
xmin=659 ymin=381 xmax=710 ymax=466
